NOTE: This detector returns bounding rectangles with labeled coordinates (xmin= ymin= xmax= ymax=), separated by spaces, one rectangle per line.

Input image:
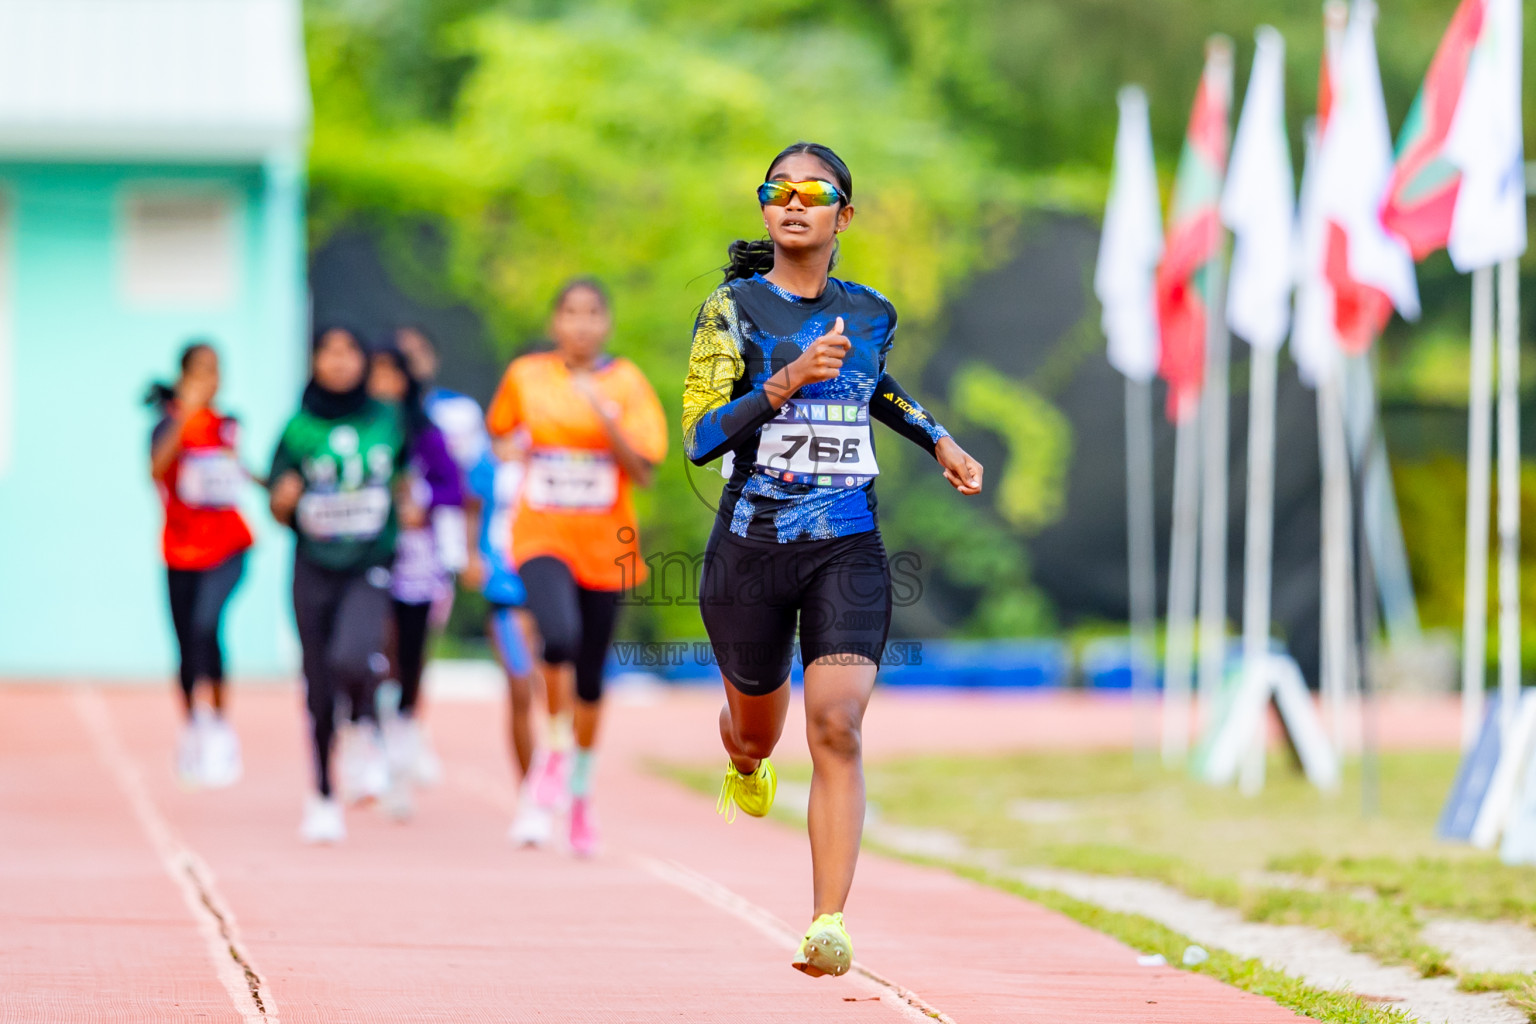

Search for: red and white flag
xmin=1155 ymin=40 xmax=1233 ymax=421
xmin=1315 ymin=0 xmax=1419 ymax=354
xmin=1381 ymin=0 xmax=1525 ymax=271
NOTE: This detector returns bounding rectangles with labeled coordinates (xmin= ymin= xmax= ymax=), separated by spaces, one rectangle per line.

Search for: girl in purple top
xmin=367 ymin=348 xmax=468 ymax=814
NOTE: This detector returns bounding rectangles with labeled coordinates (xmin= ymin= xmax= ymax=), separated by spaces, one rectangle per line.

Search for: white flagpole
xmin=1317 ymin=377 xmax=1341 ymax=747
xmin=1223 ymin=25 xmax=1293 ymax=793
xmin=1239 ymin=342 xmax=1279 ymax=793
xmin=1126 ymin=376 xmax=1159 ymax=758
xmin=1195 ymin=42 xmax=1235 ymax=728
xmin=1198 ymin=244 xmax=1232 ymax=724
xmin=1096 ymin=83 xmax=1163 ymax=756
xmin=1164 ymin=410 xmax=1201 ymax=764
xmin=1463 ymin=266 xmax=1495 ymax=748
xmin=1319 ymin=352 xmax=1358 ymax=755
xmin=1496 ymin=256 xmax=1521 ymax=743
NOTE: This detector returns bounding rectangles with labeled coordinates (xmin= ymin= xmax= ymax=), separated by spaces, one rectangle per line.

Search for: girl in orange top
xmin=147 ymin=342 xmax=255 ymax=789
xmin=486 ymin=278 xmax=667 ymax=855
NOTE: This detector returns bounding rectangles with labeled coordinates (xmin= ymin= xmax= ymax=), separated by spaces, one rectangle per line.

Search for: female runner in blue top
xmin=683 ymin=142 xmax=983 ymax=977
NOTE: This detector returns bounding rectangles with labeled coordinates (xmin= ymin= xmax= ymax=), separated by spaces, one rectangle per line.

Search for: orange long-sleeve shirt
xmin=486 ymin=352 xmax=667 ymax=591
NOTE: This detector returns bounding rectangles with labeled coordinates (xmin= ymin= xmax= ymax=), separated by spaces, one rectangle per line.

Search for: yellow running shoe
xmin=715 ymin=758 xmax=776 ymax=823
xmin=792 ymin=912 xmax=854 ymax=977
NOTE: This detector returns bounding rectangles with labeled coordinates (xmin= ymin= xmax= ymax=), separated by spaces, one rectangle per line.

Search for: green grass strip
xmin=881 ymin=847 xmax=1420 ymax=1024
xmin=1269 ymin=851 xmax=1536 ymax=926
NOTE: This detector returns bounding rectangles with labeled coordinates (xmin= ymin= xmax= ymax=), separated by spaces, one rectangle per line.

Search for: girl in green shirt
xmin=269 ymin=326 xmax=411 ymax=844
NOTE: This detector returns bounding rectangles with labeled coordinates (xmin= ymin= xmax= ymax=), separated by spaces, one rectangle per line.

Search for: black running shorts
xmin=700 ymin=523 xmax=892 ymax=696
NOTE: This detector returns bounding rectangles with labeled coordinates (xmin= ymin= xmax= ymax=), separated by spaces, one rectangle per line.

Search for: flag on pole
xmin=1378 ymin=0 xmax=1486 ymax=259
xmin=1292 ymin=4 xmax=1347 ymax=387
xmin=1097 ymin=86 xmax=1164 ymax=382
xmin=1315 ymin=0 xmax=1420 ymax=354
xmin=1446 ymin=0 xmax=1526 ymax=270
xmin=1156 ymin=39 xmax=1233 ymax=421
xmin=1223 ymin=27 xmax=1294 ymax=351
xmin=1381 ymin=0 xmax=1524 ymax=271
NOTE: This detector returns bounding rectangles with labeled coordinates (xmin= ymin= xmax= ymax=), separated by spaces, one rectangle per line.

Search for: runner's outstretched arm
xmin=871 ymin=373 xmax=983 ymax=494
xmin=869 ymin=372 xmax=949 ymax=454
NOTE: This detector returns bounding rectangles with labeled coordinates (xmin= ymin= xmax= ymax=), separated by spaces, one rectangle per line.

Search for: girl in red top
xmin=147 ymin=342 xmax=255 ymax=788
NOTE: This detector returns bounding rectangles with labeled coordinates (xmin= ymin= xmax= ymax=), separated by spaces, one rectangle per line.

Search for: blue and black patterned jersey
xmin=683 ymin=274 xmax=949 ymax=543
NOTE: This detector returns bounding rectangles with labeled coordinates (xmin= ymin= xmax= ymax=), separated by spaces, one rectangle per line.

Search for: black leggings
xmin=520 ymin=556 xmax=621 ymax=704
xmin=166 ymin=551 xmax=246 ymax=710
xmin=392 ymin=599 xmax=433 ymax=716
xmin=292 ymin=555 xmax=391 ymax=797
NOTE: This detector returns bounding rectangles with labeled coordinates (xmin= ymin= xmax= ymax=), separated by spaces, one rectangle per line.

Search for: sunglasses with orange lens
xmin=756 ymin=179 xmax=845 ymax=207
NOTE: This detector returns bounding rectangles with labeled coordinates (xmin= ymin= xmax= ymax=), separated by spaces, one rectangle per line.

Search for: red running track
xmin=1 ymin=683 xmax=1318 ymax=1023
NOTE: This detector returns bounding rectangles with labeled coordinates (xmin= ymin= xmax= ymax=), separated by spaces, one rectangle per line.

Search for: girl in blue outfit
xmin=463 ymin=432 xmax=544 ymax=844
xmin=683 ymin=142 xmax=984 ymax=976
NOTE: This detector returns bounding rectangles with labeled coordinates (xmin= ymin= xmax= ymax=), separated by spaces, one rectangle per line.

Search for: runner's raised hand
xmin=779 ymin=317 xmax=849 ymax=396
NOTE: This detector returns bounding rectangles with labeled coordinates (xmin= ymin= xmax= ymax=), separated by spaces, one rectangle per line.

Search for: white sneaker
xmin=508 ymin=794 xmax=554 ymax=847
xmin=199 ymin=715 xmax=243 ymax=788
xmin=340 ymin=723 xmax=389 ymax=805
xmin=175 ymin=719 xmax=202 ymax=787
xmin=299 ymin=794 xmax=346 ymax=844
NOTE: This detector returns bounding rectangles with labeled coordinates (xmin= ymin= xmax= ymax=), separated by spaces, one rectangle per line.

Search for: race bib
xmin=755 ymin=399 xmax=879 ymax=487
xmin=296 ymin=486 xmax=390 ymax=540
xmin=177 ymin=451 xmax=245 ymax=509
xmin=524 ymin=449 xmax=618 ymax=512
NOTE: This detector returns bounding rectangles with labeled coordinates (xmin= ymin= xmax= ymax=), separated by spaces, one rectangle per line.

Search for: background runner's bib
xmin=176 ymin=450 xmax=245 ymax=508
xmin=296 ymin=486 xmax=390 ymax=540
xmin=756 ymin=399 xmax=879 ymax=487
xmin=525 ymin=449 xmax=618 ymax=512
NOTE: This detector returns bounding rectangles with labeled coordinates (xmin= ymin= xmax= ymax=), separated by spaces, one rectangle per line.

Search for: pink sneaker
xmin=532 ymin=749 xmax=570 ymax=810
xmin=569 ymin=796 xmax=599 ymax=858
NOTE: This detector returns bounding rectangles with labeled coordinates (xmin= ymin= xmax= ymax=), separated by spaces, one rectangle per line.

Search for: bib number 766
xmin=777 ymin=434 xmax=864 ymax=464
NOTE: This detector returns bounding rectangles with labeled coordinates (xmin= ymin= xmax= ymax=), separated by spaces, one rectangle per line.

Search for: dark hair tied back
xmin=143 ymin=339 xmax=215 ymax=410
xmin=721 ymin=141 xmax=853 ymax=285
xmin=723 ymin=239 xmax=776 ymax=283
xmin=143 ymin=381 xmax=177 ymax=409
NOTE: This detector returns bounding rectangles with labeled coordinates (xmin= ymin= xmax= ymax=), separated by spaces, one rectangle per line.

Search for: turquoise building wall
xmin=0 ymin=162 xmax=307 ymax=678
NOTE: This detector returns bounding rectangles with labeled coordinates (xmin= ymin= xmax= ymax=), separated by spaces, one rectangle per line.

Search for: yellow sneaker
xmin=792 ymin=912 xmax=854 ymax=977
xmin=715 ymin=758 xmax=777 ymax=823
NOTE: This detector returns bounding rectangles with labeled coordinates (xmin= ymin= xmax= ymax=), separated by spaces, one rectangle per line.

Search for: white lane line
xmin=73 ymin=687 xmax=279 ymax=1023
xmin=442 ymin=760 xmax=955 ymax=1021
xmin=636 ymin=855 xmax=957 ymax=1024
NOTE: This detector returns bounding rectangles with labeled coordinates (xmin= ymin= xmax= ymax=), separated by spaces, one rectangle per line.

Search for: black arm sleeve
xmin=686 ymin=387 xmax=777 ymax=466
xmin=870 ymin=372 xmax=950 ymax=456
